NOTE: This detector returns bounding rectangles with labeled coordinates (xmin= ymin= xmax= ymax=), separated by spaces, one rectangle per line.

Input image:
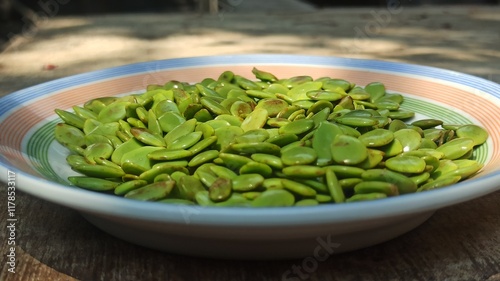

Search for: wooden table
xmin=0 ymin=5 xmax=499 ymax=281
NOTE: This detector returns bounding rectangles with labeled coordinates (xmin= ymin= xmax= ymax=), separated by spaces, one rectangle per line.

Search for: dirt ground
xmin=0 ymin=5 xmax=499 ymax=96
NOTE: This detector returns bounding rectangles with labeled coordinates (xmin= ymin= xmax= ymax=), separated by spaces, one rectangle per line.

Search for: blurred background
xmin=1 ymin=0 xmax=499 ymax=49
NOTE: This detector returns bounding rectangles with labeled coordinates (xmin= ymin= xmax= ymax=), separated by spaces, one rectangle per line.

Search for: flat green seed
xmin=215 ymin=114 xmax=243 ymax=127
xmin=276 ymin=105 xmax=301 ymax=119
xmin=194 ymin=190 xmax=213 ymax=206
xmin=358 ymin=129 xmax=394 ymax=147
xmin=417 ymin=176 xmax=461 ymax=192
xmin=315 ymin=194 xmax=333 ymax=203
xmin=230 ymin=142 xmax=281 ymax=156
xmin=347 ymin=87 xmax=371 ymax=100
xmin=387 ymin=110 xmax=415 ymax=120
xmin=84 ymin=143 xmax=114 ymax=164
xmin=326 ymin=165 xmax=365 ymax=178
xmin=209 ymin=177 xmax=232 ymax=202
xmin=154 ymin=173 xmax=173 ymax=183
xmin=411 ymin=119 xmax=444 ymax=129
xmin=84 ymin=133 xmax=113 ymax=147
xmin=219 ymin=153 xmax=252 ymax=170
xmin=200 ymin=97 xmax=230 ymax=115
xmin=230 ymin=101 xmax=253 ymax=118
xmin=346 ymin=193 xmax=387 ymax=202
xmin=377 ymin=139 xmax=403 ymax=158
xmin=364 ymin=82 xmax=386 ymax=103
xmin=250 ymin=153 xmax=283 ymax=170
xmin=196 ymin=170 xmax=218 ymax=188
xmin=195 ymin=123 xmax=215 ymax=138
xmin=281 ymin=146 xmax=317 ymax=166
xmin=362 ymin=169 xmax=417 ymax=194
xmin=147 ymin=149 xmax=193 ymax=161
xmin=278 ymin=118 xmax=314 ymax=135
xmin=158 ymin=112 xmax=186 ymax=133
xmin=419 ymin=138 xmax=438 ymax=149
xmin=282 ymin=165 xmax=325 ymax=178
xmin=435 ymin=138 xmax=475 ymax=160
xmin=126 ymin=117 xmax=146 ymax=129
xmin=124 ymin=180 xmax=175 ymax=201
xmin=394 ymin=129 xmax=422 ymax=152
xmin=169 ymin=171 xmax=185 ymax=182
xmin=295 ymin=199 xmax=319 ymax=207
xmin=431 ymin=159 xmax=459 ymax=179
xmin=354 ymin=181 xmax=399 ymax=196
xmin=335 ymin=116 xmax=378 ymax=127
xmin=306 ymin=90 xmax=344 ymax=101
xmin=114 ymin=179 xmax=148 ymax=195
xmin=97 ymin=102 xmax=128 ymax=123
xmin=240 ymin=192 xmax=262 ymax=200
xmin=356 ymin=149 xmax=384 ymax=169
xmin=135 ymin=106 xmax=149 ymax=124
xmin=331 ymin=134 xmax=368 ymax=165
xmin=213 ymin=193 xmax=251 ymax=207
xmin=168 ymin=131 xmax=203 ymax=150
xmin=313 ymin=122 xmax=342 ymax=166
xmin=325 ymin=168 xmax=345 ymax=203
xmin=68 ymin=176 xmax=120 ymax=191
xmin=131 ymin=128 xmax=166 ymax=147
xmin=139 ymin=162 xmax=189 ymax=183
xmin=178 ymin=175 xmax=206 ymax=201
xmin=121 ymin=146 xmax=163 ymax=175
xmin=410 ymin=172 xmax=430 ymax=186
xmin=251 ymin=189 xmax=295 ymax=207
xmin=385 ymin=156 xmax=426 ymax=174
xmin=240 ymin=108 xmax=269 ymax=132
xmin=111 ymin=138 xmax=143 ymax=164
xmin=73 ymin=106 xmax=98 ymax=120
xmin=281 ymin=179 xmax=317 ymax=197
xmin=188 ymin=136 xmax=218 ymax=155
xmin=441 ymin=161 xmax=483 ymax=180
xmin=164 ymin=118 xmax=197 ymax=146
xmin=232 ymin=174 xmax=265 ymax=192
xmin=239 ymin=162 xmax=273 ymax=178
xmin=193 ymin=108 xmax=214 ymax=123
xmin=234 ymin=129 xmax=270 ymax=143
xmin=188 ymin=150 xmax=219 ymax=167
xmin=266 ymin=133 xmax=299 ymax=147
xmin=214 ymin=126 xmax=244 ymax=151
xmin=287 ymin=81 xmax=323 ymax=101
xmin=54 ymin=123 xmax=86 ymax=148
xmin=263 ymin=178 xmax=284 ymax=189
xmin=55 ymin=109 xmax=86 ymax=129
xmin=246 ymin=89 xmax=276 ymax=100
xmin=456 ymin=125 xmax=488 ymax=146
xmin=252 ymin=67 xmax=278 ymax=82
xmin=339 ymin=178 xmax=363 ymax=190
xmin=72 ymin=163 xmax=125 ymax=178
xmin=209 ymin=165 xmax=238 ymax=180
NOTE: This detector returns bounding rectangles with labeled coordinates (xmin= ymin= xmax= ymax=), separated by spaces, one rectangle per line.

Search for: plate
xmin=1 ymin=55 xmax=499 ymax=259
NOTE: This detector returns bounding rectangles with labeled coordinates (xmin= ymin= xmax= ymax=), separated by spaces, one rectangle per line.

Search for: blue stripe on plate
xmin=1 ymin=55 xmax=499 ymax=116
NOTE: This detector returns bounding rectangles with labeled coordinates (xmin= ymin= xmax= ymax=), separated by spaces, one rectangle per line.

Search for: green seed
xmin=358 ymin=129 xmax=394 ymax=147
xmin=362 ymin=169 xmax=417 ymax=194
xmin=239 ymin=162 xmax=273 ymax=178
xmin=54 ymin=123 xmax=86 ymax=148
xmin=230 ymin=142 xmax=281 ymax=155
xmin=281 ymin=179 xmax=317 ymax=197
xmin=72 ymin=163 xmax=125 ymax=178
xmin=131 ymin=127 xmax=166 ymax=147
xmin=251 ymin=189 xmax=295 ymax=207
xmin=385 ymin=156 xmax=426 ymax=174
xmin=232 ymin=174 xmax=265 ymax=192
xmin=68 ymin=176 xmax=120 ymax=191
xmin=295 ymin=199 xmax=319 ymax=207
xmin=411 ymin=119 xmax=443 ymax=129
xmin=354 ymin=181 xmax=399 ymax=196
xmin=188 ymin=150 xmax=220 ymax=167
xmin=124 ymin=180 xmax=175 ymax=201
xmin=325 ymin=168 xmax=345 ymax=203
xmin=331 ymin=134 xmax=368 ymax=165
xmin=209 ymin=177 xmax=232 ymax=202
xmin=282 ymin=165 xmax=325 ymax=178
xmin=281 ymin=146 xmax=318 ymax=166
xmin=346 ymin=193 xmax=387 ymax=202
xmin=278 ymin=118 xmax=314 ymax=135
xmin=240 ymin=108 xmax=269 ymax=132
xmin=177 ymin=175 xmax=206 ymax=201
xmin=417 ymin=176 xmax=461 ymax=192
xmin=114 ymin=179 xmax=149 ymax=195
xmin=394 ymin=129 xmax=422 ymax=152
xmin=455 ymin=125 xmax=488 ymax=146
xmin=435 ymin=138 xmax=475 ymax=160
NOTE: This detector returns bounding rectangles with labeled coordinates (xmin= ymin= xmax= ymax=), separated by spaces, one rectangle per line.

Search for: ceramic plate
xmin=1 ymin=55 xmax=499 ymax=259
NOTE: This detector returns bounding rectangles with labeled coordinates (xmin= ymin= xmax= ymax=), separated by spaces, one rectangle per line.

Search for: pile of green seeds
xmin=54 ymin=68 xmax=489 ymax=207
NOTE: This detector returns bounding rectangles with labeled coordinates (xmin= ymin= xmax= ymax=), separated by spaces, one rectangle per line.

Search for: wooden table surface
xmin=0 ymin=5 xmax=499 ymax=281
